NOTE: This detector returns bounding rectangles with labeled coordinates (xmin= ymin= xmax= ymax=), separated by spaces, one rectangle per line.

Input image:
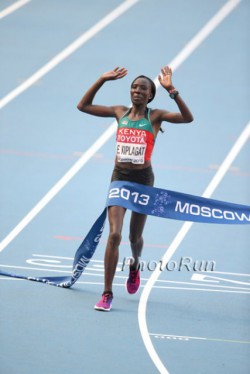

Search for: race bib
xmin=116 ymin=128 xmax=147 ymax=164
xmin=116 ymin=142 xmax=146 ymax=164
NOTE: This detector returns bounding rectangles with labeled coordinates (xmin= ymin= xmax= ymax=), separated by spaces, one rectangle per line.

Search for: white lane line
xmin=0 ymin=0 xmax=138 ymax=109
xmin=1 ymin=274 xmax=250 ymax=294
xmin=0 ymin=0 xmax=30 ymax=19
xmin=0 ymin=0 xmax=243 ymax=254
xmin=148 ymin=286 xmax=250 ymax=294
xmin=200 ymin=270 xmax=250 ymax=277
xmin=138 ymin=0 xmax=246 ymax=370
xmin=150 ymin=334 xmax=250 ymax=345
xmin=0 ymin=123 xmax=115 ymax=252
xmin=152 ymin=0 xmax=242 ymax=89
xmin=138 ymin=121 xmax=249 ymax=373
xmin=1 ymin=263 xmax=250 ymax=291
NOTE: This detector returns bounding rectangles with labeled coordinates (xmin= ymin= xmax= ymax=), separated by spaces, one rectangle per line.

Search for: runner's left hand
xmin=158 ymin=66 xmax=174 ymax=91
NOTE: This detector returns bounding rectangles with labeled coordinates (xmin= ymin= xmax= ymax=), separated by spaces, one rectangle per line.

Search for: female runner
xmin=77 ymin=66 xmax=193 ymax=311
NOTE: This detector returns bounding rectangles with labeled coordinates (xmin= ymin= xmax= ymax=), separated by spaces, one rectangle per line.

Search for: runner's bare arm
xmin=77 ymin=67 xmax=128 ymax=118
xmin=157 ymin=65 xmax=194 ymax=124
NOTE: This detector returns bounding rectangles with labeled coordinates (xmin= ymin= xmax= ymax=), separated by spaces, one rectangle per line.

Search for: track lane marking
xmin=138 ymin=119 xmax=249 ymax=373
xmin=150 ymin=333 xmax=250 ymax=345
xmin=0 ymin=0 xmax=30 ymax=19
xmin=0 ymin=0 xmax=138 ymax=109
xmin=138 ymin=0 xmax=246 ymax=369
xmin=1 ymin=0 xmax=245 ymax=254
xmin=1 ymin=263 xmax=250 ymax=292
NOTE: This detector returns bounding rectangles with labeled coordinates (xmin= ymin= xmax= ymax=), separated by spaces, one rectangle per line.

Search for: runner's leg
xmin=104 ymin=205 xmax=126 ymax=292
xmin=129 ymin=211 xmax=147 ymax=270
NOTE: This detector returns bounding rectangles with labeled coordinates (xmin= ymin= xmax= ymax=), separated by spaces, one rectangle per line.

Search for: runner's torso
xmin=115 ymin=108 xmax=155 ymax=169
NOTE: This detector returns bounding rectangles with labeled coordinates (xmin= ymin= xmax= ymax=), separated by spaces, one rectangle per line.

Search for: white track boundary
xmin=0 ymin=0 xmax=242 ymax=253
xmin=0 ymin=0 xmax=246 ymax=372
xmin=138 ymin=124 xmax=249 ymax=372
xmin=138 ymin=1 xmax=246 ymax=372
xmin=0 ymin=0 xmax=138 ymax=109
xmin=0 ymin=0 xmax=30 ymax=19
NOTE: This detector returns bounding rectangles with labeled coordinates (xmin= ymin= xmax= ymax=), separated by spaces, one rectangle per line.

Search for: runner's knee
xmin=129 ymin=234 xmax=143 ymax=246
xmin=108 ymin=231 xmax=122 ymax=249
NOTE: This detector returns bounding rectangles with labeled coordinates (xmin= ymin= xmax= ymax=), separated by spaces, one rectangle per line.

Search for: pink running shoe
xmin=94 ymin=292 xmax=113 ymax=312
xmin=126 ymin=268 xmax=140 ymax=294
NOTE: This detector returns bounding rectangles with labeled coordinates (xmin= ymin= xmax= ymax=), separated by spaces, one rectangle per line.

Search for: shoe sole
xmin=94 ymin=305 xmax=112 ymax=312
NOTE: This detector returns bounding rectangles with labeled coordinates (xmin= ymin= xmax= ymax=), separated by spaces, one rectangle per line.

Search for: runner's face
xmin=131 ymin=78 xmax=152 ymax=105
